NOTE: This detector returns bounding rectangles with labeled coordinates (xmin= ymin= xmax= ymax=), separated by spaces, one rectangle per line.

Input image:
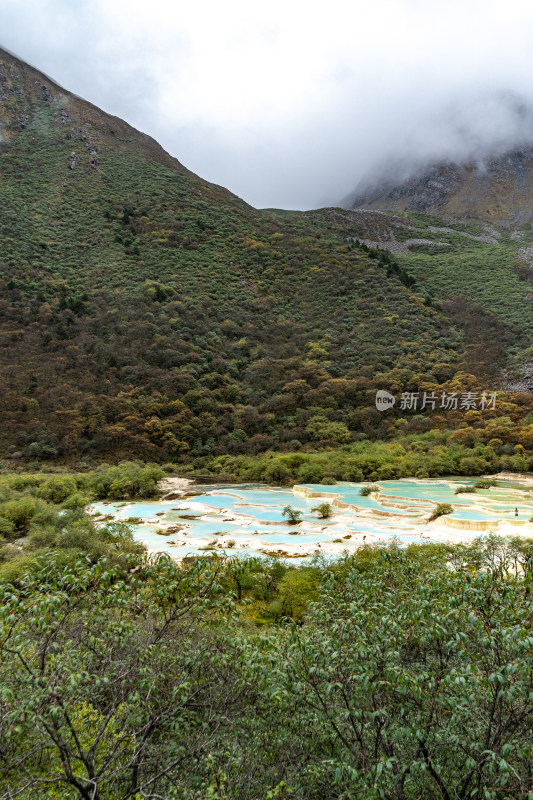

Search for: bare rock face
xmin=346 ymin=149 xmax=533 ymax=225
xmin=505 ymin=360 xmax=533 ymax=392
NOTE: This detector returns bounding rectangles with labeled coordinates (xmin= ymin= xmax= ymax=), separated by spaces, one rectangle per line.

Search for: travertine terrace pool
xmin=90 ymin=478 xmax=533 ymax=560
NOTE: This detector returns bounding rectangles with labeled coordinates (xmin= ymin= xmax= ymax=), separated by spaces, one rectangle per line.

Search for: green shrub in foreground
xmin=1 ymin=540 xmax=533 ymax=797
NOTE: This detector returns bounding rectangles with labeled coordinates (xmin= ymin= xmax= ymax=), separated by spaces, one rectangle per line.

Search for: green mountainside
xmin=318 ymin=208 xmax=533 ymax=382
xmin=0 ymin=46 xmax=531 ymax=465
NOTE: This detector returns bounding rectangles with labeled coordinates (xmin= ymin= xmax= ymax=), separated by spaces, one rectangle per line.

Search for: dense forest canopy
xmin=2 ymin=536 xmax=533 ymax=799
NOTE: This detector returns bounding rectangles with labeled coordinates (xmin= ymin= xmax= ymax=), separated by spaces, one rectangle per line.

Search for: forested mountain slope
xmin=316 ymin=207 xmax=533 ymax=386
xmin=0 ymin=47 xmax=530 ymax=464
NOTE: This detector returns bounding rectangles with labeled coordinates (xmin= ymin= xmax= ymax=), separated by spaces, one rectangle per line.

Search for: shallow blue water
xmin=302 ymin=480 xmax=474 ymax=507
xmin=179 ymin=520 xmax=245 ymax=537
xmin=130 ymin=524 xmax=179 ymax=553
xmin=449 ymin=510 xmax=494 ymax=521
xmin=266 ymin=532 xmax=330 ymax=543
xmin=91 ymin=477 xmax=533 ymax=557
xmin=172 ymin=546 xmax=259 ymax=558
xmin=203 ymin=489 xmax=315 ymax=514
xmin=296 ymin=484 xmax=421 ymax=515
xmin=379 ymin=480 xmax=476 ymax=505
xmin=346 ymin=523 xmax=414 ymax=537
xmin=92 ymin=502 xmax=176 ymax=519
xmin=450 ymin=509 xmax=532 ymax=521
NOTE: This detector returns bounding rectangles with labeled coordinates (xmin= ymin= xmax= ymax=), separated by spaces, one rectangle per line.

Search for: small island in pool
xmin=89 ymin=476 xmax=533 ymax=561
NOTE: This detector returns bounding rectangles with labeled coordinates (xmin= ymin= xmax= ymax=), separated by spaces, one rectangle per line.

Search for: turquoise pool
xmin=90 ymin=476 xmax=533 ymax=559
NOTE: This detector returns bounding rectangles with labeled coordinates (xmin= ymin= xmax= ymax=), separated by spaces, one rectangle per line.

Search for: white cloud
xmin=2 ymin=0 xmax=533 ymax=208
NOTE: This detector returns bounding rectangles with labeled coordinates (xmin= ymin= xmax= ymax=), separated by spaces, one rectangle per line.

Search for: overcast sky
xmin=2 ymin=0 xmax=533 ymax=209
